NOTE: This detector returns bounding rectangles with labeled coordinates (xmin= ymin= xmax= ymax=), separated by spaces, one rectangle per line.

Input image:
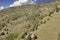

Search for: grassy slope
xmin=0 ymin=0 xmax=60 ymax=40
xmin=34 ymin=11 xmax=60 ymax=40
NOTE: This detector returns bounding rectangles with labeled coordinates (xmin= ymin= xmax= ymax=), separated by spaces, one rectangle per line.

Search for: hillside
xmin=0 ymin=0 xmax=60 ymax=40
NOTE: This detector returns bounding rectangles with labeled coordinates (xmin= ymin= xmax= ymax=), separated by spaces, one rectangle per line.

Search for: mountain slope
xmin=0 ymin=0 xmax=60 ymax=40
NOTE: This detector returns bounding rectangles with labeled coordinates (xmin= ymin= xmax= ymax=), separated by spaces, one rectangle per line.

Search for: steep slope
xmin=34 ymin=11 xmax=60 ymax=40
xmin=0 ymin=0 xmax=60 ymax=40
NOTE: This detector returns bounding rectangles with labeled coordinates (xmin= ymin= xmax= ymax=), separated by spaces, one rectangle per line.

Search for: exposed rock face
xmin=30 ymin=32 xmax=37 ymax=40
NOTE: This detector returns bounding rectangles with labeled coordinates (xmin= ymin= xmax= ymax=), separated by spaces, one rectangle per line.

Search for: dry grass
xmin=0 ymin=0 xmax=60 ymax=40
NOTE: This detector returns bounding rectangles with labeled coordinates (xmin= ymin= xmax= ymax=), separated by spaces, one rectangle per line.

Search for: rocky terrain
xmin=0 ymin=0 xmax=60 ymax=40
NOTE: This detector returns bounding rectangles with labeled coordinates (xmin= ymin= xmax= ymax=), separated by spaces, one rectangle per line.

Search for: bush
xmin=55 ymin=4 xmax=59 ymax=12
xmin=20 ymin=32 xmax=27 ymax=39
xmin=49 ymin=12 xmax=54 ymax=16
xmin=0 ymin=32 xmax=5 ymax=35
xmin=58 ymin=33 xmax=60 ymax=37
xmin=25 ymin=34 xmax=31 ymax=40
xmin=57 ymin=33 xmax=60 ymax=40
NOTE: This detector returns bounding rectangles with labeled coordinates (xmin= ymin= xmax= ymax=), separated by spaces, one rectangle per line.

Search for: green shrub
xmin=58 ymin=33 xmax=60 ymax=37
xmin=20 ymin=32 xmax=27 ymax=39
xmin=55 ymin=4 xmax=59 ymax=12
xmin=25 ymin=34 xmax=31 ymax=40
xmin=57 ymin=33 xmax=60 ymax=40
xmin=49 ymin=12 xmax=54 ymax=16
xmin=0 ymin=32 xmax=5 ymax=36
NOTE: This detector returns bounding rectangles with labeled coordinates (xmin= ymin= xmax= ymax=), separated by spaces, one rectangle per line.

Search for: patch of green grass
xmin=6 ymin=33 xmax=18 ymax=40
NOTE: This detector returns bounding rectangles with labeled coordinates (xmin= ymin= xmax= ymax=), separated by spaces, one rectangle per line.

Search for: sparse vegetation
xmin=0 ymin=0 xmax=60 ymax=40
